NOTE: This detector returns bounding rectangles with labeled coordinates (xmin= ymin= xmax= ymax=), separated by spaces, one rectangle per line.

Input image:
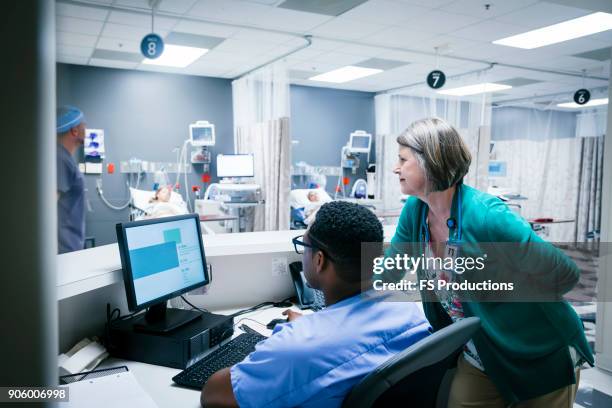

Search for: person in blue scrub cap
xmin=56 ymin=105 xmax=86 ymax=254
xmin=201 ymin=201 xmax=431 ymax=408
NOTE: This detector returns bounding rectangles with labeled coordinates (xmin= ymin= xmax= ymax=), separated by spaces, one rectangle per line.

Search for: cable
xmin=97 ymin=179 xmax=132 ymax=210
xmin=180 ymin=295 xmax=209 ymax=313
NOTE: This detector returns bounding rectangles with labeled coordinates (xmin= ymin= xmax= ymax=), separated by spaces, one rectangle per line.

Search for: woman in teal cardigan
xmin=389 ymin=117 xmax=593 ymax=407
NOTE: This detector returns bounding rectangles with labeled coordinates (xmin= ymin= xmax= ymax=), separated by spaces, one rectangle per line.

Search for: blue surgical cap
xmin=56 ymin=105 xmax=85 ymax=134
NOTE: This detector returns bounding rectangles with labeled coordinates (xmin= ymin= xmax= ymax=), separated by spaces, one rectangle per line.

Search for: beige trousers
xmin=447 ymin=355 xmax=580 ymax=408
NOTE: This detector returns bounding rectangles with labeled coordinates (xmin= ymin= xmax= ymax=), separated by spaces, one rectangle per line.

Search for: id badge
xmin=445 ymin=240 xmax=462 ymax=274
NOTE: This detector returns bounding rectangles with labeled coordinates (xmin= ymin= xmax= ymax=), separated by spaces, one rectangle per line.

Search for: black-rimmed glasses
xmin=292 ymin=234 xmax=335 ymax=261
xmin=292 ymin=235 xmax=315 ymax=255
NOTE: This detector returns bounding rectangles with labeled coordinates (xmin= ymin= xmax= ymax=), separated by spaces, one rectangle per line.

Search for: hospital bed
xmin=129 ymin=187 xmax=189 ymax=221
xmin=289 ymin=188 xmax=332 ymax=229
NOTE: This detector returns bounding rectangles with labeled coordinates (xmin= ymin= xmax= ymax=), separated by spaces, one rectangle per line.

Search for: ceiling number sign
xmin=427 ymin=70 xmax=446 ymax=89
xmin=573 ymin=89 xmax=591 ymax=105
xmin=141 ymin=34 xmax=164 ymax=59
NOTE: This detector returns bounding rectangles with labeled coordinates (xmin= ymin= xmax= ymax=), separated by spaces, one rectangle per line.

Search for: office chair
xmin=342 ymin=317 xmax=481 ymax=408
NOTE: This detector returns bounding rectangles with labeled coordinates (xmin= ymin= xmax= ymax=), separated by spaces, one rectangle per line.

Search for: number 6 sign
xmin=573 ymin=89 xmax=591 ymax=105
xmin=141 ymin=34 xmax=164 ymax=59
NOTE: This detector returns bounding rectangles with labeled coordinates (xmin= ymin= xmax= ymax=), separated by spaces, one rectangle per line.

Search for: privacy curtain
xmin=232 ymin=62 xmax=291 ymax=231
xmin=489 ymin=106 xmax=607 ymax=242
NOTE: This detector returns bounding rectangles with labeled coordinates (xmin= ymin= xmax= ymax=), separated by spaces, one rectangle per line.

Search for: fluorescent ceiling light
xmin=437 ymin=83 xmax=512 ymax=96
xmin=493 ymin=12 xmax=612 ymax=49
xmin=142 ymin=44 xmax=208 ymax=68
xmin=309 ymin=66 xmax=382 ymax=83
xmin=557 ymin=98 xmax=609 ymax=109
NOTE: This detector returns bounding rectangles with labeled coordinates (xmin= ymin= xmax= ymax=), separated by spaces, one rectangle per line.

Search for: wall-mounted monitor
xmin=349 ymin=130 xmax=372 ymax=154
xmin=189 ymin=121 xmax=215 ymax=146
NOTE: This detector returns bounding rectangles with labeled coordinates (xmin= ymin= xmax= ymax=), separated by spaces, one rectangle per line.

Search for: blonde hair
xmin=397 ymin=117 xmax=472 ymax=192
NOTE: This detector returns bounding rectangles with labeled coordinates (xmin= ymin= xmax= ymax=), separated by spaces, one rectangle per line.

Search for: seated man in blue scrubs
xmin=201 ymin=201 xmax=431 ymax=408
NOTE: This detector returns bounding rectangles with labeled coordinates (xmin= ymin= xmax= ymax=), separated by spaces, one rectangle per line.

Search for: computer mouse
xmin=266 ymin=318 xmax=288 ymax=330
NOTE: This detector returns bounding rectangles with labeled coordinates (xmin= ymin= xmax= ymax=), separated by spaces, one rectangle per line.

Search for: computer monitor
xmin=349 ymin=130 xmax=371 ymax=153
xmin=489 ymin=161 xmax=507 ymax=178
xmin=189 ymin=121 xmax=215 ymax=146
xmin=116 ymin=214 xmax=209 ymax=332
xmin=216 ymin=154 xmax=255 ymax=178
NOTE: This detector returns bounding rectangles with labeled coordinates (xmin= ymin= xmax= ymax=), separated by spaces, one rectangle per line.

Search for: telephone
xmin=289 ymin=262 xmax=325 ymax=311
xmin=58 ymin=338 xmax=108 ymax=376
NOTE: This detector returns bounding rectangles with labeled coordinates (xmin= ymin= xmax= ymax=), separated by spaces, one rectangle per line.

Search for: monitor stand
xmin=133 ymin=302 xmax=202 ymax=334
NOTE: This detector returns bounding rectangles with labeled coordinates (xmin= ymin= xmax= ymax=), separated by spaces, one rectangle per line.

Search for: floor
xmin=562 ymin=245 xmax=612 ymax=407
xmin=575 ymin=366 xmax=612 ymax=408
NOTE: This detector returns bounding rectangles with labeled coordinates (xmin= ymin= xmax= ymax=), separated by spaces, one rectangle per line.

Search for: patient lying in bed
xmin=143 ymin=185 xmax=188 ymax=219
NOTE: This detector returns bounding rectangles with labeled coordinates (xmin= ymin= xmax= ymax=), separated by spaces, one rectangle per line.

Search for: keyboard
xmin=172 ymin=331 xmax=267 ymax=389
xmin=311 ymin=289 xmax=326 ymax=312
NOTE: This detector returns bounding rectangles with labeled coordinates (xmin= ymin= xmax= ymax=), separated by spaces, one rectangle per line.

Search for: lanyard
xmin=421 ymin=184 xmax=463 ymax=244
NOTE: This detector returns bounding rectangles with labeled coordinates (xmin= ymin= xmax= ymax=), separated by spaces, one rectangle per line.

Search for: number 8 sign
xmin=573 ymin=89 xmax=591 ymax=105
xmin=140 ymin=34 xmax=164 ymax=59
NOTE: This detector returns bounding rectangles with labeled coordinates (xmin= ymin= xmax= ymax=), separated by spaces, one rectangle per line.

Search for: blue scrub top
xmin=230 ymin=292 xmax=431 ymax=408
xmin=57 ymin=144 xmax=85 ymax=253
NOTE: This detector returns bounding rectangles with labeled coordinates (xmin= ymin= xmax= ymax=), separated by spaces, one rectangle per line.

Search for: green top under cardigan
xmin=388 ymin=184 xmax=594 ymax=403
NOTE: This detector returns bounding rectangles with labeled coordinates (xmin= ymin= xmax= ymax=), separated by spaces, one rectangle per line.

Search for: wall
xmin=57 ymin=64 xmax=234 ymax=245
xmin=290 ymin=85 xmax=376 ymax=194
xmin=491 ymin=106 xmax=577 ymax=140
xmin=56 ymin=66 xmax=377 ymax=245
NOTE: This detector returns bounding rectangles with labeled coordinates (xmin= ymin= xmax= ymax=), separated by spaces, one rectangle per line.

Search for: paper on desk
xmin=65 ymin=371 xmax=158 ymax=408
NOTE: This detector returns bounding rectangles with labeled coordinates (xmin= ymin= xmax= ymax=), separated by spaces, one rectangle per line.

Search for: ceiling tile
xmin=159 ymin=0 xmax=199 ymax=14
xmin=451 ymin=20 xmax=528 ymax=42
xmin=573 ymin=47 xmax=612 ymax=62
xmin=101 ymin=23 xmax=169 ymax=41
xmin=310 ymin=15 xmax=386 ymax=41
xmin=494 ymin=2 xmax=592 ymax=29
xmin=230 ymin=28 xmax=296 ymax=44
xmin=363 ymin=26 xmax=437 ymax=48
xmin=402 ymin=10 xmax=481 ymax=34
xmin=107 ymin=10 xmax=178 ymax=30
xmin=91 ymin=49 xmax=143 ymax=62
xmin=172 ymin=20 xmax=239 ymax=37
xmin=341 ymin=0 xmax=430 ymax=25
xmin=213 ymin=38 xmax=277 ymax=55
xmin=56 ymin=32 xmax=98 ymax=47
xmin=310 ymin=51 xmax=366 ymax=65
xmin=56 ymin=3 xmax=109 ymax=21
xmin=278 ymin=0 xmax=368 ymax=16
xmin=354 ymin=57 xmax=408 ymax=70
xmin=246 ymin=7 xmax=333 ymax=32
xmin=165 ymin=32 xmax=225 ymax=48
xmin=443 ymin=0 xmax=539 ymax=19
xmin=57 ymin=44 xmax=93 ymax=58
xmin=394 ymin=0 xmax=453 ymax=7
xmin=96 ymin=37 xmax=141 ymax=53
xmin=57 ymin=16 xmax=105 ymax=36
xmin=332 ymin=43 xmax=386 ymax=57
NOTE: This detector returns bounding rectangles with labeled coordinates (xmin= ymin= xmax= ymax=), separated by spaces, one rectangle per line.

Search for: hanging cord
xmin=96 ymin=178 xmax=133 ymax=210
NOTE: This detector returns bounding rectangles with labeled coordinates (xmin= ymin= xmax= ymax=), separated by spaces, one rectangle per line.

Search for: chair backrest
xmin=342 ymin=317 xmax=481 ymax=408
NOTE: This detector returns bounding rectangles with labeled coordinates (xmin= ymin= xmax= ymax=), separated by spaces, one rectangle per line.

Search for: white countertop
xmin=57 ymin=226 xmax=397 ymax=301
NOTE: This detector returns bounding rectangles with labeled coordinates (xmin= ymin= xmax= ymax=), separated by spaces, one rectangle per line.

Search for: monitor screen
xmin=116 ymin=214 xmax=208 ymax=310
xmin=489 ymin=161 xmax=507 ymax=178
xmin=190 ymin=122 xmax=215 ymax=146
xmin=216 ymin=154 xmax=254 ymax=178
xmin=351 ymin=135 xmax=370 ymax=149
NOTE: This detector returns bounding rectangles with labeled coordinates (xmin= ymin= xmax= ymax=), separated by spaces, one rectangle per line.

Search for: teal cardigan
xmin=389 ymin=184 xmax=594 ymax=403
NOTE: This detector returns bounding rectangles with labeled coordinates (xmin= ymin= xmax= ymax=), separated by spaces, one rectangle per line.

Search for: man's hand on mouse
xmin=282 ymin=309 xmax=303 ymax=322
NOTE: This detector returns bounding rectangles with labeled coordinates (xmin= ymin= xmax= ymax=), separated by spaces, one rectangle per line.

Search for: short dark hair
xmin=308 ymin=201 xmax=383 ymax=282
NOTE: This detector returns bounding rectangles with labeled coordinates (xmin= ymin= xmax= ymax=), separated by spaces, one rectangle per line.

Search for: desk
xmin=99 ymin=305 xmax=309 ymax=408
